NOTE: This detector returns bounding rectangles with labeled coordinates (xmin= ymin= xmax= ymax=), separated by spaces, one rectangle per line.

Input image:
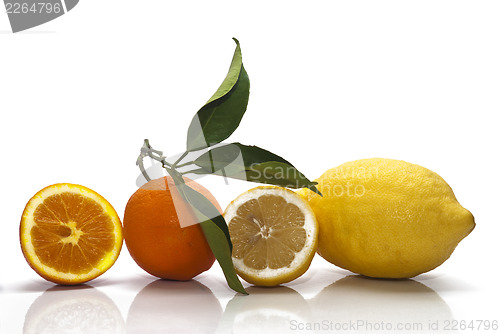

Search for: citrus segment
xmin=20 ymin=184 xmax=123 ymax=285
xmin=225 ymin=186 xmax=318 ymax=286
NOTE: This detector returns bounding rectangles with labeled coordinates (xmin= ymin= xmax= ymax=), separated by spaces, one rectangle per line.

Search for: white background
xmin=1 ymin=1 xmax=499 ymax=333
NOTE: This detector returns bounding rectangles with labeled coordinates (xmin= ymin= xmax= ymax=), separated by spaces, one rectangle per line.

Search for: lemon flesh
xmin=298 ymin=158 xmax=475 ymax=278
xmin=225 ymin=186 xmax=318 ymax=286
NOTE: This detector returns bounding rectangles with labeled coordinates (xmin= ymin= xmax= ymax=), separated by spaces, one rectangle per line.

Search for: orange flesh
xmin=31 ymin=192 xmax=115 ymax=274
xmin=228 ymin=194 xmax=306 ymax=270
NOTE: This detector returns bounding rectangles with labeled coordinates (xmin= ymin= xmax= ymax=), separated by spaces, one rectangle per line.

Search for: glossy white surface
xmin=1 ymin=252 xmax=498 ymax=334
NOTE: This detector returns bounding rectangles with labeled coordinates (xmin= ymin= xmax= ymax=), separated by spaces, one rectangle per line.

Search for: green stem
xmin=176 ymin=160 xmax=194 ymax=168
xmin=165 ymin=166 xmax=177 ymax=179
xmin=137 ymin=139 xmax=173 ymax=181
xmin=172 ymin=151 xmax=189 ymax=168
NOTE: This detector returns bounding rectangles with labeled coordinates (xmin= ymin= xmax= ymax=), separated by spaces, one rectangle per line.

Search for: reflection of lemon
xmin=310 ymin=276 xmax=453 ymax=327
xmin=224 ymin=186 xmax=318 ymax=286
xmin=222 ymin=286 xmax=312 ymax=334
xmin=298 ymin=158 xmax=475 ymax=278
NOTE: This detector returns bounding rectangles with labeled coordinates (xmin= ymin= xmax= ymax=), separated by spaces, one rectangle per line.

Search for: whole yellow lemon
xmin=298 ymin=158 xmax=475 ymax=278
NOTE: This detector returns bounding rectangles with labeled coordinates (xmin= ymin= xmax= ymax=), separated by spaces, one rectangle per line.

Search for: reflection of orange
xmin=123 ymin=177 xmax=220 ymax=280
xmin=127 ymin=280 xmax=222 ymax=334
xmin=24 ymin=285 xmax=125 ymax=333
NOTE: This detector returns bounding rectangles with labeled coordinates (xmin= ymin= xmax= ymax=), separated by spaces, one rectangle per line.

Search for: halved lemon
xmin=224 ymin=186 xmax=318 ymax=286
xmin=20 ymin=183 xmax=123 ymax=285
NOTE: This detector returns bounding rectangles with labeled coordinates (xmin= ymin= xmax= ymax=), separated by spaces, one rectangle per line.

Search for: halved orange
xmin=20 ymin=183 xmax=123 ymax=285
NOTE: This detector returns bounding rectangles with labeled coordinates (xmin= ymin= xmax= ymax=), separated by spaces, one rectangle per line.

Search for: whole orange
xmin=123 ymin=176 xmax=220 ymax=280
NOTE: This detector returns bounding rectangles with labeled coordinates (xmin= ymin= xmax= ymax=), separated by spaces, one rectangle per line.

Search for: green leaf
xmin=193 ymin=143 xmax=290 ymax=172
xmin=192 ymin=143 xmax=322 ymax=195
xmin=167 ymin=169 xmax=247 ymax=295
xmin=199 ymin=220 xmax=247 ymax=295
xmin=205 ymin=38 xmax=243 ymax=105
xmin=186 ymin=38 xmax=250 ymax=152
xmin=177 ymin=179 xmax=232 ymax=252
